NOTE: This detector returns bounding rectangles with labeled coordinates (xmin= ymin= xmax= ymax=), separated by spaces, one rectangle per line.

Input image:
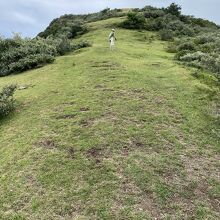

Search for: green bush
xmin=166 ymin=43 xmax=177 ymax=53
xmin=144 ymin=14 xmax=195 ymax=37
xmin=188 ymin=17 xmax=219 ymax=29
xmin=178 ymin=42 xmax=196 ymax=51
xmin=0 ymin=34 xmax=91 ymax=76
xmin=121 ymin=12 xmax=147 ymax=29
xmin=38 ymin=19 xmax=87 ymax=39
xmin=0 ymin=36 xmax=57 ymax=76
xmin=48 ymin=36 xmax=73 ymax=55
xmin=173 ymin=32 xmax=220 ymax=80
xmin=165 ymin=20 xmax=195 ymax=37
xmin=101 ymin=8 xmax=111 ymax=14
xmin=144 ymin=9 xmax=165 ymax=18
xmin=145 ymin=18 xmax=164 ymax=31
xmin=164 ymin=3 xmax=182 ymax=17
xmin=178 ymin=51 xmax=220 ymax=79
xmin=159 ymin=29 xmax=174 ymax=41
xmin=0 ymin=85 xmax=17 ymax=118
xmin=179 ymin=51 xmax=206 ymax=62
xmin=72 ymin=41 xmax=91 ymax=50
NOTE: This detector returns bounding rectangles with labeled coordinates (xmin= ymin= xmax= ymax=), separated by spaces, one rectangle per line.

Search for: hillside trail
xmin=0 ymin=18 xmax=219 ymax=219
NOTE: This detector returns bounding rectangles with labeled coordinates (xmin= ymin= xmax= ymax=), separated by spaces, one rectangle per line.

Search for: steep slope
xmin=0 ymin=17 xmax=219 ymax=219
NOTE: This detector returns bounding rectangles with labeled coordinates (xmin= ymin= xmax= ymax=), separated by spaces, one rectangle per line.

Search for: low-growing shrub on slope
xmin=0 ymin=35 xmax=90 ymax=76
xmin=0 ymin=36 xmax=56 ymax=76
xmin=121 ymin=3 xmax=220 ymax=81
xmin=175 ymin=33 xmax=220 ymax=80
xmin=0 ymin=85 xmax=17 ymax=118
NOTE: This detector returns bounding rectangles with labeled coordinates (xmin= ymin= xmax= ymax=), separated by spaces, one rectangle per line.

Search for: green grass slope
xmin=0 ymin=17 xmax=219 ymax=219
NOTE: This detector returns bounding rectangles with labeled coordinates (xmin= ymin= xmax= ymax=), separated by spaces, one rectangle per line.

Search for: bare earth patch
xmin=56 ymin=114 xmax=77 ymax=119
xmin=34 ymin=139 xmax=57 ymax=149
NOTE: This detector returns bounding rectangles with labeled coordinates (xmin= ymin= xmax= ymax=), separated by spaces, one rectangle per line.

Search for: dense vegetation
xmin=0 ymin=84 xmax=16 ymax=118
xmin=172 ymin=33 xmax=220 ymax=81
xmin=0 ymin=35 xmax=56 ymax=76
xmin=121 ymin=3 xmax=220 ymax=81
xmin=0 ymin=35 xmax=90 ymax=77
xmin=38 ymin=8 xmax=125 ymax=39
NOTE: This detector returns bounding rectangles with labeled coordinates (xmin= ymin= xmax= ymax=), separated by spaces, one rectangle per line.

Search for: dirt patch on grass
xmin=56 ymin=114 xmax=77 ymax=119
xmin=107 ymin=75 xmax=117 ymax=79
xmin=131 ymin=139 xmax=145 ymax=148
xmin=51 ymin=90 xmax=59 ymax=94
xmin=86 ymin=147 xmax=102 ymax=164
xmin=131 ymin=88 xmax=144 ymax=94
xmin=78 ymin=111 xmax=118 ymax=128
xmin=34 ymin=139 xmax=57 ymax=149
xmin=120 ymin=138 xmax=146 ymax=157
xmin=87 ymin=147 xmax=101 ymax=158
xmin=63 ymin=101 xmax=75 ymax=106
xmin=102 ymin=88 xmax=115 ymax=92
xmin=167 ymin=108 xmax=185 ymax=124
xmin=157 ymin=153 xmax=220 ymax=215
xmin=79 ymin=119 xmax=92 ymax=127
xmin=136 ymin=197 xmax=162 ymax=219
xmin=91 ymin=61 xmax=121 ymax=70
xmin=181 ymin=154 xmax=220 ymax=181
xmin=80 ymin=107 xmax=90 ymax=112
xmin=94 ymin=84 xmax=105 ymax=89
xmin=113 ymin=164 xmax=162 ymax=219
xmin=154 ymin=95 xmax=166 ymax=104
xmin=151 ymin=63 xmax=162 ymax=67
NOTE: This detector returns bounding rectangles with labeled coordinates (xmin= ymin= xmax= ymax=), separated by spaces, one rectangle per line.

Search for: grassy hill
xmin=0 ymin=17 xmax=219 ymax=219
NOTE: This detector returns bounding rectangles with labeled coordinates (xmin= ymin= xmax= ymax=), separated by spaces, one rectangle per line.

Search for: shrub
xmin=145 ymin=18 xmax=165 ymax=31
xmin=8 ymin=54 xmax=55 ymax=73
xmin=0 ymin=36 xmax=57 ymax=76
xmin=0 ymin=34 xmax=92 ymax=77
xmin=159 ymin=29 xmax=174 ymax=41
xmin=72 ymin=41 xmax=91 ymax=50
xmin=172 ymin=31 xmax=220 ymax=80
xmin=101 ymin=8 xmax=111 ymax=14
xmin=38 ymin=19 xmax=87 ymax=39
xmin=49 ymin=36 xmax=73 ymax=55
xmin=179 ymin=51 xmax=206 ymax=62
xmin=165 ymin=20 xmax=195 ymax=37
xmin=178 ymin=42 xmax=196 ymax=51
xmin=166 ymin=43 xmax=177 ymax=53
xmin=144 ymin=14 xmax=195 ymax=37
xmin=175 ymin=50 xmax=191 ymax=60
xmin=121 ymin=12 xmax=146 ymax=29
xmin=144 ymin=9 xmax=165 ymax=18
xmin=189 ymin=17 xmax=219 ymax=29
xmin=132 ymin=8 xmax=141 ymax=13
xmin=178 ymin=51 xmax=220 ymax=79
xmin=198 ymin=42 xmax=216 ymax=53
xmin=201 ymin=54 xmax=220 ymax=74
xmin=164 ymin=3 xmax=182 ymax=17
xmin=194 ymin=35 xmax=215 ymax=45
xmin=0 ymin=85 xmax=17 ymax=118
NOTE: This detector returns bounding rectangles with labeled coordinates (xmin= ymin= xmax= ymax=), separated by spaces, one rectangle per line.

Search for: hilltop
xmin=0 ymin=5 xmax=219 ymax=220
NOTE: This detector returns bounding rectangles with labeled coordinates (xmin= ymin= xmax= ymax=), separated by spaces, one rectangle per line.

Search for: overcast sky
xmin=1 ymin=0 xmax=220 ymax=38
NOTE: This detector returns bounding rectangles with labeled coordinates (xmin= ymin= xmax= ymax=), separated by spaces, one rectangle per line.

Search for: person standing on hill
xmin=109 ymin=29 xmax=117 ymax=50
